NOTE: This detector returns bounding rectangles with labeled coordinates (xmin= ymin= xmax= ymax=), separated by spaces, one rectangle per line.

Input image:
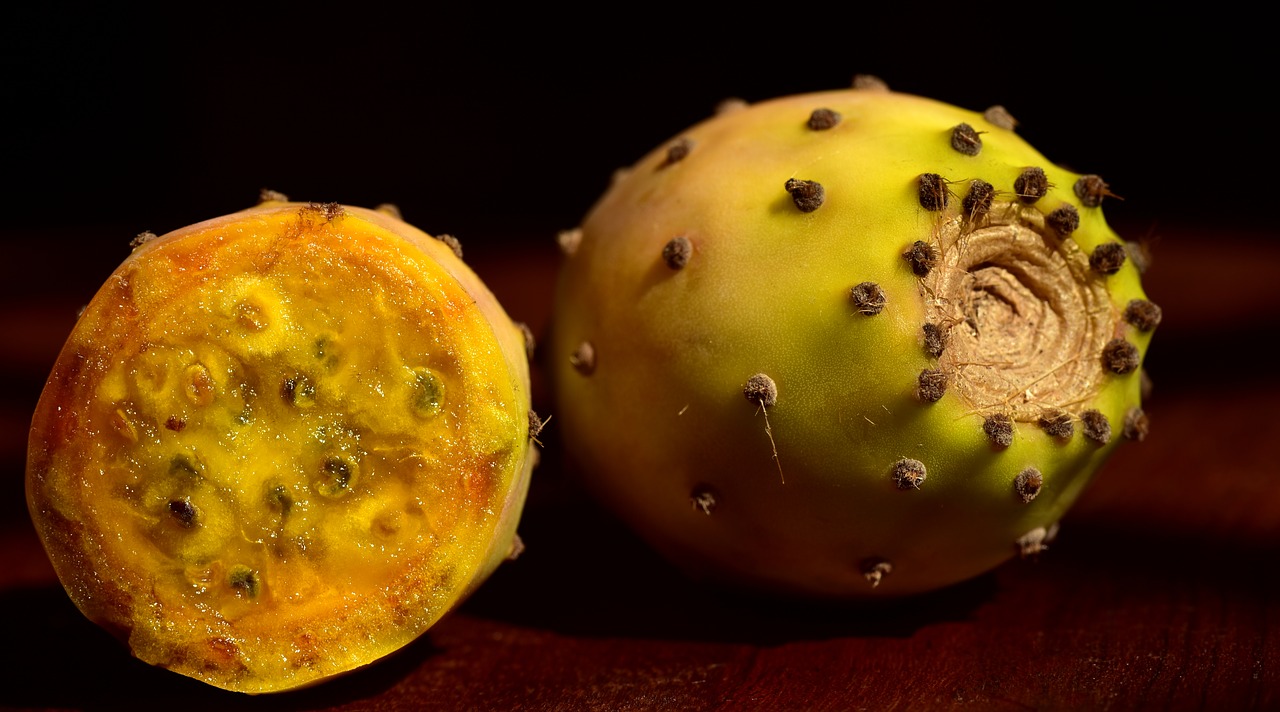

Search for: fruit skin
xmin=551 ymin=88 xmax=1156 ymax=598
xmin=26 ymin=200 xmax=534 ymax=692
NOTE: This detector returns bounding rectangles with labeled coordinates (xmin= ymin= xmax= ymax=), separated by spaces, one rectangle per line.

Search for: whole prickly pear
xmin=26 ymin=198 xmax=537 ymax=692
xmin=550 ymin=84 xmax=1157 ymax=597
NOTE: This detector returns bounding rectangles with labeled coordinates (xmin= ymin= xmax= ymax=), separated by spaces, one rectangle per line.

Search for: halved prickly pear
xmin=26 ymin=199 xmax=536 ymax=692
xmin=551 ymin=84 xmax=1158 ymax=598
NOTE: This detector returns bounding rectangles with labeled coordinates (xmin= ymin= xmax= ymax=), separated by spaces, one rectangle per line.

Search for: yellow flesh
xmin=28 ymin=205 xmax=528 ymax=692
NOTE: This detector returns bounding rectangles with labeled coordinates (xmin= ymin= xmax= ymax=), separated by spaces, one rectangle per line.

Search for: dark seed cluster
xmin=1090 ymin=243 xmax=1127 ymax=275
xmin=436 ymin=233 xmax=464 ymax=259
xmin=963 ymin=180 xmax=994 ymax=219
xmin=1102 ymin=338 xmax=1140 ymax=374
xmin=950 ymin=123 xmax=983 ymax=156
xmin=891 ymin=458 xmax=927 ymax=489
xmin=983 ymin=413 xmax=1014 ymax=447
xmin=1123 ymin=407 xmax=1149 ymax=441
xmin=1046 ymin=205 xmax=1080 ymax=237
xmin=785 ymin=178 xmax=825 ymax=212
xmin=663 ymin=236 xmax=692 ymax=270
xmin=918 ymin=173 xmax=949 ymax=211
xmin=807 ymin=108 xmax=842 ymax=130
xmin=922 ymin=323 xmax=947 ymax=358
xmin=228 ymin=565 xmax=261 ymax=598
xmin=1124 ymin=299 xmax=1163 ymax=331
xmin=1038 ymin=410 xmax=1074 ymax=439
xmin=861 ymin=557 xmax=893 ymax=587
xmin=917 ymin=369 xmax=947 ymax=403
xmin=983 ymin=105 xmax=1017 ymax=130
xmin=1014 ymin=167 xmax=1049 ymax=204
xmin=690 ymin=485 xmax=718 ymax=515
xmin=902 ymin=240 xmax=938 ymax=277
xmin=1073 ymin=175 xmax=1112 ymax=207
xmin=743 ymin=373 xmax=778 ymax=408
xmin=1080 ymin=409 xmax=1112 ymax=445
xmin=1014 ymin=468 xmax=1043 ymax=503
xmin=662 ymin=137 xmax=693 ymax=167
xmin=570 ymin=341 xmax=596 ymax=375
xmin=849 ymin=282 xmax=886 ymax=316
xmin=168 ymin=498 xmax=197 ymax=527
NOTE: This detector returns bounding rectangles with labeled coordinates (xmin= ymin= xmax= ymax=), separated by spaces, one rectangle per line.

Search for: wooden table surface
xmin=2 ymin=226 xmax=1277 ymax=711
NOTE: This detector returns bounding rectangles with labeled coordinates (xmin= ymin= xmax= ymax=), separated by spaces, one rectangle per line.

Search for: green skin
xmin=551 ymin=89 xmax=1154 ymax=597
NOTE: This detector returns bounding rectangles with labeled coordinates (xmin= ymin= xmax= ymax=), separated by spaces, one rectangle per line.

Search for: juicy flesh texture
xmin=27 ymin=205 xmax=530 ymax=693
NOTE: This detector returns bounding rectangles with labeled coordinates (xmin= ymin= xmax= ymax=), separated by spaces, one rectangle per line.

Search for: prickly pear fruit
xmin=550 ymin=86 xmax=1158 ymax=598
xmin=26 ymin=199 xmax=536 ymax=692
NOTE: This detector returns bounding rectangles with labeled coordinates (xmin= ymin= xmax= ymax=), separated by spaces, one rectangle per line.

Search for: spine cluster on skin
xmin=551 ymin=79 xmax=1159 ymax=597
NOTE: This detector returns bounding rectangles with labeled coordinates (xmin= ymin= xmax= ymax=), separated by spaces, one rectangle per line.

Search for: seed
xmin=557 ymin=228 xmax=583 ymax=256
xmin=435 ymin=233 xmax=464 ymax=260
xmin=743 ymin=373 xmax=778 ymax=409
xmin=1073 ymin=175 xmax=1112 ymax=207
xmin=861 ymin=558 xmax=893 ymax=587
xmin=917 ymin=369 xmax=947 ymax=403
xmin=983 ymin=105 xmax=1017 ymax=130
xmin=1123 ymin=407 xmax=1150 ymax=441
xmin=1089 ymin=243 xmax=1127 ymax=275
xmin=785 ymin=178 xmax=825 ymax=213
xmin=227 ymin=565 xmax=261 ymax=598
xmin=807 ymin=108 xmax=842 ymax=130
xmin=1014 ymin=167 xmax=1049 ymax=204
xmin=663 ymin=236 xmax=692 ymax=270
xmin=950 ymin=123 xmax=982 ymax=156
xmin=259 ymin=188 xmax=289 ymax=203
xmin=165 ymin=415 xmax=186 ymax=432
xmin=852 ymin=74 xmax=889 ymax=91
xmin=168 ymin=498 xmax=198 ymax=527
xmin=266 ymin=484 xmax=292 ymax=516
xmin=661 ymin=137 xmax=693 ymax=167
xmin=570 ymin=341 xmax=596 ymax=375
xmin=111 ymin=408 xmax=138 ymax=442
xmin=902 ymin=240 xmax=939 ymax=277
xmin=849 ymin=282 xmax=886 ymax=316
xmin=316 ymin=456 xmax=356 ymax=498
xmin=918 ymin=173 xmax=949 ymax=211
xmin=1081 ymin=409 xmax=1112 ymax=445
xmin=1102 ymin=338 xmax=1140 ymax=374
xmin=963 ymin=179 xmax=995 ymax=219
xmin=1124 ymin=299 xmax=1163 ymax=331
xmin=1013 ymin=468 xmax=1043 ymax=504
xmin=170 ymin=454 xmax=201 ymax=479
xmin=1038 ymin=410 xmax=1074 ymax=439
xmin=891 ymin=458 xmax=927 ymax=490
xmin=983 ymin=413 xmax=1014 ymax=448
xmin=281 ymin=374 xmax=317 ymax=408
xmin=690 ymin=485 xmax=718 ymax=515
xmin=185 ymin=363 xmax=216 ymax=406
xmin=412 ymin=368 xmax=444 ymax=417
xmin=1046 ymin=205 xmax=1080 ymax=237
xmin=922 ymin=323 xmax=947 ymax=358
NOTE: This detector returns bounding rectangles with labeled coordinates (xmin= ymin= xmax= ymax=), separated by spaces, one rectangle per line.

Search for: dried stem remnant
xmin=743 ymin=374 xmax=783 ymax=483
